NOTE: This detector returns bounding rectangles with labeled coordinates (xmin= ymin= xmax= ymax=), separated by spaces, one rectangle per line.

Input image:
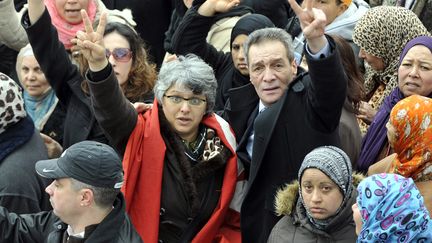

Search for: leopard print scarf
xmin=0 ymin=73 xmax=26 ymax=134
xmin=353 ymin=6 xmax=429 ymax=109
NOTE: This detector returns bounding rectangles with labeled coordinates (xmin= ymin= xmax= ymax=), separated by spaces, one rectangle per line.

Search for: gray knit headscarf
xmin=297 ymin=146 xmax=353 ymax=230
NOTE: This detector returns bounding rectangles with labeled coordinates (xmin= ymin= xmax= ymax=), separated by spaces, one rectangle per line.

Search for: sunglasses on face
xmin=105 ymin=48 xmax=133 ymax=62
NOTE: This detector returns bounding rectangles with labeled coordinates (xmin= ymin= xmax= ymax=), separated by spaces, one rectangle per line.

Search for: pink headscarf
xmin=44 ymin=0 xmax=97 ymax=50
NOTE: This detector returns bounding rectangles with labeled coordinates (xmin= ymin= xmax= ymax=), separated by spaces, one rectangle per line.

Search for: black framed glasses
xmin=105 ymin=48 xmax=133 ymax=62
xmin=164 ymin=95 xmax=206 ymax=106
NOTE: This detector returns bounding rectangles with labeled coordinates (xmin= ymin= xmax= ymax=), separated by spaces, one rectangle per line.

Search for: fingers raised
xmin=96 ymin=12 xmax=107 ymax=37
xmin=81 ymin=9 xmax=94 ymax=34
xmin=288 ymin=0 xmax=303 ymax=15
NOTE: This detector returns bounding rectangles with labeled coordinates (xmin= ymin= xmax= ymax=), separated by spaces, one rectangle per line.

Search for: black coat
xmin=22 ymin=9 xmax=110 ymax=149
xmin=0 ymin=194 xmax=142 ymax=242
xmin=223 ymin=38 xmax=347 ymax=243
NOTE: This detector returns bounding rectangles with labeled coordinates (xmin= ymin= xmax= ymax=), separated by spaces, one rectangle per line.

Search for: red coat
xmin=122 ymin=101 xmax=241 ymax=243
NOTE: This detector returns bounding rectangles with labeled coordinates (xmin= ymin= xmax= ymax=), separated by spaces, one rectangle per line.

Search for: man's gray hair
xmin=244 ymin=27 xmax=295 ymax=64
xmin=154 ymin=54 xmax=217 ymax=114
xmin=70 ymin=178 xmax=120 ymax=208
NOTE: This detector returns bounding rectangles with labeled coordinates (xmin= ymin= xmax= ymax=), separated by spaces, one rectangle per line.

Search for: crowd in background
xmin=1 ymin=0 xmax=432 ymax=242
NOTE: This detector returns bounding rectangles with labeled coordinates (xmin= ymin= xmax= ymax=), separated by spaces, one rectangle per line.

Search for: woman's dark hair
xmin=103 ymin=22 xmax=157 ymax=102
xmin=332 ymin=35 xmax=365 ymax=114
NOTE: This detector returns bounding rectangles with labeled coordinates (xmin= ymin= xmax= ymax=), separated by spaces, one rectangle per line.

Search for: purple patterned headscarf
xmin=357 ymin=36 xmax=432 ymax=172
xmin=356 ymin=173 xmax=432 ymax=242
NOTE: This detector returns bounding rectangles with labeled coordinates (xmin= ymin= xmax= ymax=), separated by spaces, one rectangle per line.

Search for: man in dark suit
xmin=223 ymin=0 xmax=347 ymax=242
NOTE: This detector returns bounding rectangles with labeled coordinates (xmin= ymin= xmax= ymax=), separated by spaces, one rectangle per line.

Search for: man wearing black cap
xmin=0 ymin=140 xmax=142 ymax=242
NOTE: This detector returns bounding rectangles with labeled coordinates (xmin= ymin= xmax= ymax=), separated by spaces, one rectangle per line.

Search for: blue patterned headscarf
xmin=356 ymin=173 xmax=432 ymax=242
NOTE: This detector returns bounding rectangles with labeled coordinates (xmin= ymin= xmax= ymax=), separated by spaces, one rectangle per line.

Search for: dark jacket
xmin=241 ymin=0 xmax=296 ymax=28
xmin=267 ymin=174 xmax=363 ymax=243
xmin=0 ymin=118 xmax=51 ymax=214
xmin=223 ymin=37 xmax=347 ymax=243
xmin=103 ymin=0 xmax=174 ymax=69
xmin=21 ymin=9 xmax=109 ymax=149
xmin=0 ymin=193 xmax=142 ymax=242
xmin=339 ymin=101 xmax=362 ymax=170
xmin=40 ymin=101 xmax=67 ymax=145
xmin=171 ymin=6 xmax=251 ymax=111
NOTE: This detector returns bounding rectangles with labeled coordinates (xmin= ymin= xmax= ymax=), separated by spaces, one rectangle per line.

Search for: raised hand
xmin=74 ymin=9 xmax=108 ymax=71
xmin=198 ymin=0 xmax=240 ymax=17
xmin=288 ymin=0 xmax=327 ymax=53
xmin=132 ymin=102 xmax=153 ymax=114
xmin=40 ymin=133 xmax=63 ymax=159
xmin=357 ymin=101 xmax=377 ymax=125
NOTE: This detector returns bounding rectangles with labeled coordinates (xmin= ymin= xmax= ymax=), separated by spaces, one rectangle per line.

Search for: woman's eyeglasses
xmin=105 ymin=48 xmax=133 ymax=62
xmin=164 ymin=95 xmax=206 ymax=106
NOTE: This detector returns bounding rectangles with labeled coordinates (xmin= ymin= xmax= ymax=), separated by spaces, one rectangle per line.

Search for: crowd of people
xmin=1 ymin=0 xmax=432 ymax=242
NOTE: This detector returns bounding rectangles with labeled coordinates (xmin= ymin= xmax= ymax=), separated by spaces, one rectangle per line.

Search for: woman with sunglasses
xmin=21 ymin=0 xmax=157 ymax=149
xmin=76 ymin=10 xmax=242 ymax=243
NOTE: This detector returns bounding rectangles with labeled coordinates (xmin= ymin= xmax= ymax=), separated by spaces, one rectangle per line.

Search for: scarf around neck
xmin=44 ymin=0 xmax=97 ymax=50
xmin=23 ymin=88 xmax=58 ymax=131
xmin=0 ymin=116 xmax=34 ymax=161
xmin=357 ymin=88 xmax=405 ymax=172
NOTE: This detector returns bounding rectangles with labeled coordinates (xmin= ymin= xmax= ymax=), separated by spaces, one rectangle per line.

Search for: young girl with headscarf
xmin=268 ymin=146 xmax=363 ymax=242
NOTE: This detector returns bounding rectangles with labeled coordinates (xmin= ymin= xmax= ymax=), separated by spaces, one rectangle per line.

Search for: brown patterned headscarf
xmin=353 ymin=6 xmax=430 ymax=109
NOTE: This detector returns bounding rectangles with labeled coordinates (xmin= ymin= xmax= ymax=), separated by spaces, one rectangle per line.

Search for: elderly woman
xmin=16 ymin=44 xmax=66 ymax=144
xmin=0 ymin=73 xmax=51 ymax=214
xmin=352 ymin=173 xmax=432 ymax=242
xmin=357 ymin=35 xmax=432 ymax=172
xmin=268 ymin=146 xmax=362 ymax=242
xmin=76 ymin=12 xmax=240 ymax=243
xmin=353 ymin=6 xmax=429 ymax=132
xmin=21 ymin=0 xmax=156 ymax=149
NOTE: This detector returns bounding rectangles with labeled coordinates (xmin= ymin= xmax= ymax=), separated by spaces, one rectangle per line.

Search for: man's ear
xmin=81 ymin=189 xmax=94 ymax=207
xmin=291 ymin=59 xmax=298 ymax=77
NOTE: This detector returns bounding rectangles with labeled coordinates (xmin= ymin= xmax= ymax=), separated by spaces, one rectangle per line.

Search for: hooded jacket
xmin=292 ymin=0 xmax=369 ymax=64
xmin=267 ymin=174 xmax=364 ymax=243
xmin=0 ymin=193 xmax=142 ymax=242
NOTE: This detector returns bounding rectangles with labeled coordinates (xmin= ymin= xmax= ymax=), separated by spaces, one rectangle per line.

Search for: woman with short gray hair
xmin=154 ymin=54 xmax=217 ymax=114
xmin=77 ymin=13 xmax=240 ymax=241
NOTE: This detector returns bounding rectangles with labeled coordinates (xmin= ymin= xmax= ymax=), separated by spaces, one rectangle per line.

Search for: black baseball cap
xmin=35 ymin=141 xmax=124 ymax=189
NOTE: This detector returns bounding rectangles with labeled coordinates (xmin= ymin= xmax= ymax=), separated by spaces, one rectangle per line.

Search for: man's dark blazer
xmin=223 ymin=37 xmax=347 ymax=243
